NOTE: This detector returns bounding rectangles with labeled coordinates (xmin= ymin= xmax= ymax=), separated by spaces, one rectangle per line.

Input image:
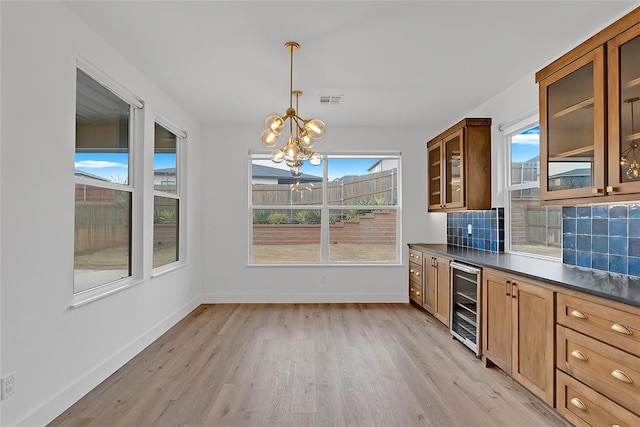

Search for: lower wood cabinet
xmin=407 ymin=246 xmax=450 ymax=328
xmin=425 ymin=254 xmax=451 ymax=327
xmin=482 ymin=268 xmax=555 ymax=406
xmin=556 ymin=290 xmax=640 ymax=424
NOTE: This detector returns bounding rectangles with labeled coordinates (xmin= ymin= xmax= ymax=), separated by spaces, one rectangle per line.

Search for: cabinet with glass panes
xmin=536 ymin=7 xmax=640 ymax=204
xmin=426 ymin=118 xmax=491 ymax=212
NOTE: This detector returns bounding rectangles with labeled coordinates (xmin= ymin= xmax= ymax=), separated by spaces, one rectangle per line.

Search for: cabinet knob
xmin=415 ymin=291 xmax=420 ymax=296
xmin=410 ymin=253 xmax=414 ymax=258
xmin=415 ymin=272 xmax=420 ymax=277
xmin=592 ymin=187 xmax=604 ymax=194
xmin=570 ymin=350 xmax=588 ymax=361
xmin=607 ymin=186 xmax=617 ymax=193
xmin=569 ymin=397 xmax=587 ymax=411
xmin=611 ymin=369 xmax=633 ymax=384
xmin=611 ymin=323 xmax=632 ymax=335
xmin=570 ymin=309 xmax=588 ymax=320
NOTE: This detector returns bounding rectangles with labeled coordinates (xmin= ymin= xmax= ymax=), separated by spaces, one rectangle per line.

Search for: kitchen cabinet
xmin=555 ymin=291 xmax=640 ymax=426
xmin=408 ymin=247 xmax=424 ymax=306
xmin=482 ymin=268 xmax=555 ymax=406
xmin=425 ymin=254 xmax=451 ymax=327
xmin=536 ymin=7 xmax=640 ymax=204
xmin=426 ymin=118 xmax=491 ymax=212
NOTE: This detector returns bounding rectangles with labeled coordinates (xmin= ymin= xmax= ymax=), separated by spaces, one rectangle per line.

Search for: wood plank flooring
xmin=49 ymin=304 xmax=568 ymax=426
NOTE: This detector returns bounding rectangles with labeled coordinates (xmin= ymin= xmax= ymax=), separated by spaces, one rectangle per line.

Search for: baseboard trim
xmin=201 ymin=292 xmax=408 ymax=304
xmin=17 ymin=296 xmax=201 ymax=427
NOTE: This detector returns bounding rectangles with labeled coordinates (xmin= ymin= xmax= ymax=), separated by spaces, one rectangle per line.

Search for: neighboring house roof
xmin=74 ymin=170 xmax=111 ymax=182
xmin=154 ymin=167 xmax=176 ymax=175
xmin=252 ymin=164 xmax=322 ymax=184
xmin=549 ymin=168 xmax=591 ymax=178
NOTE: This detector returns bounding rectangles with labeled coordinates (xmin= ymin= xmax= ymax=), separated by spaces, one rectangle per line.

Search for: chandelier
xmin=261 ymin=41 xmax=325 ymax=177
xmin=621 ymin=97 xmax=640 ymax=180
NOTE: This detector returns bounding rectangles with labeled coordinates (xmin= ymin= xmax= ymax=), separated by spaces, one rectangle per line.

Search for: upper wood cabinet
xmin=536 ymin=7 xmax=640 ymax=204
xmin=426 ymin=118 xmax=492 ymax=212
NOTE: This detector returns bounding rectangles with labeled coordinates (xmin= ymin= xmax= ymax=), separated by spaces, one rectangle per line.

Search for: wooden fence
xmin=252 ymin=169 xmax=398 ymax=206
xmin=511 ymin=199 xmax=561 ymax=247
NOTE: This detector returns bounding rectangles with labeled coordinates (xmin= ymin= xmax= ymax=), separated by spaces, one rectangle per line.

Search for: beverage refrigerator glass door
xmin=450 ymin=261 xmax=482 ymax=356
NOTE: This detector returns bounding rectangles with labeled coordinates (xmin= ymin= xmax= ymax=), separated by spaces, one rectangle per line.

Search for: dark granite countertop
xmin=409 ymin=243 xmax=640 ymax=308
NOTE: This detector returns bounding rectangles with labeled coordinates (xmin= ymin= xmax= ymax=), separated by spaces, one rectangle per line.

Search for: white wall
xmin=0 ymin=2 xmax=203 ymax=426
xmin=201 ymin=125 xmax=446 ymax=303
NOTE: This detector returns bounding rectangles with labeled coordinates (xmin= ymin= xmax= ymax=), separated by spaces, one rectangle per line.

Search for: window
xmin=74 ymin=63 xmax=142 ymax=297
xmin=153 ymin=119 xmax=185 ymax=269
xmin=250 ymin=153 xmax=400 ymax=264
xmin=505 ymin=121 xmax=561 ymax=259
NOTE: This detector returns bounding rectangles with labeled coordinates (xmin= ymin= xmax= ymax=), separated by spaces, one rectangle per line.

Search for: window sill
xmin=70 ymin=277 xmax=144 ymax=309
xmin=151 ymin=261 xmax=188 ymax=278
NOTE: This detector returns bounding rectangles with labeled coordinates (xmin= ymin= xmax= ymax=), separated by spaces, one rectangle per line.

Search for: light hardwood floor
xmin=49 ymin=304 xmax=568 ymax=426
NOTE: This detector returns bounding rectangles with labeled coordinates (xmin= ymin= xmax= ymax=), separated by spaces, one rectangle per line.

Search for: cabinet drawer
xmin=557 ymin=293 xmax=640 ymax=356
xmin=557 ymin=325 xmax=640 ymax=414
xmin=556 ymin=370 xmax=640 ymax=427
xmin=408 ymin=249 xmax=423 ymax=264
xmin=409 ymin=283 xmax=423 ymax=306
xmin=409 ymin=263 xmax=423 ymax=284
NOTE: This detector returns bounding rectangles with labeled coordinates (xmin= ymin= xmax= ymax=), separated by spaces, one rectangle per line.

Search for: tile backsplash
xmin=562 ymin=204 xmax=640 ymax=277
xmin=447 ymin=208 xmax=504 ymax=252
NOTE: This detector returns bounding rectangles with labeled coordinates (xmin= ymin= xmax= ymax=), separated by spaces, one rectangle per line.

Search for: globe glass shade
xmin=305 ymin=119 xmax=325 ymax=139
xmin=261 ymin=129 xmax=278 ymax=147
xmin=309 ymin=152 xmax=322 ymax=166
xmin=271 ymin=149 xmax=285 ymax=163
xmin=264 ymin=115 xmax=285 ymax=135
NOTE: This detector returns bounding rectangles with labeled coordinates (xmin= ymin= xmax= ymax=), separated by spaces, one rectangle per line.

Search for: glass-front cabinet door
xmin=444 ymin=129 xmax=464 ymax=209
xmin=427 ymin=141 xmax=443 ymax=210
xmin=539 ymin=46 xmax=606 ymax=201
xmin=608 ymin=23 xmax=640 ymax=194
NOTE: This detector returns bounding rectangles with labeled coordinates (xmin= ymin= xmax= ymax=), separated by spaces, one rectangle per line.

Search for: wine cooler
xmin=449 ymin=261 xmax=482 ymax=356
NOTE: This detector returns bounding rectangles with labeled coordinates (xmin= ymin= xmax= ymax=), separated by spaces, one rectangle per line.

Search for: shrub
xmin=154 ymin=209 xmax=177 ymax=224
xmin=267 ymin=212 xmax=289 ymax=224
xmin=293 ymin=210 xmax=313 ymax=224
xmin=252 ymin=210 xmax=270 ymax=224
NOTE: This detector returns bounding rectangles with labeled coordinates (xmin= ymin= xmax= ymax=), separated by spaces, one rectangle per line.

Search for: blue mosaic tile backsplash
xmin=562 ymin=204 xmax=640 ymax=277
xmin=447 ymin=208 xmax=504 ymax=252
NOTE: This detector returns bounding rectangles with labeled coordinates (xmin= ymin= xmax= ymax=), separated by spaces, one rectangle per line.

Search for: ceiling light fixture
xmin=621 ymin=97 xmax=640 ymax=180
xmin=261 ymin=41 xmax=325 ymax=177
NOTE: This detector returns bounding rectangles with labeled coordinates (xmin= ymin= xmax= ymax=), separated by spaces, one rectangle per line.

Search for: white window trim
xmin=502 ymin=114 xmax=561 ymax=261
xmin=72 ymin=65 xmax=144 ymax=308
xmin=248 ymin=151 xmax=402 ymax=266
xmin=152 ymin=113 xmax=187 ymax=272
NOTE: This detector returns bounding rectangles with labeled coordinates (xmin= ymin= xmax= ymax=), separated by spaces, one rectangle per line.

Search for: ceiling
xmin=63 ymin=1 xmax=638 ymax=130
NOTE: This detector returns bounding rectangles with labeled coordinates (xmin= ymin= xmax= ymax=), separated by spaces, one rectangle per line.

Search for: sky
xmin=511 ymin=125 xmax=539 ymax=163
xmin=75 ymin=153 xmax=176 ymax=182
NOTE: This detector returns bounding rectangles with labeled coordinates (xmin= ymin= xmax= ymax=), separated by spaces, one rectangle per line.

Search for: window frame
xmin=248 ymin=151 xmax=402 ymax=266
xmin=503 ymin=115 xmax=561 ymax=261
xmin=151 ymin=113 xmax=188 ymax=275
xmin=72 ymin=57 xmax=145 ymax=308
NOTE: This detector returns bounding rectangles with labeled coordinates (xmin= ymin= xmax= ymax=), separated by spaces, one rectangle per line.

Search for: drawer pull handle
xmin=570 ymin=350 xmax=588 ymax=361
xmin=611 ymin=369 xmax=633 ymax=384
xmin=611 ymin=323 xmax=632 ymax=335
xmin=570 ymin=309 xmax=588 ymax=320
xmin=570 ymin=397 xmax=587 ymax=411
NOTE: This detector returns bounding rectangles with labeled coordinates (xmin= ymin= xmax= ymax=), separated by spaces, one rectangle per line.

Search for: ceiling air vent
xmin=319 ymin=95 xmax=343 ymax=105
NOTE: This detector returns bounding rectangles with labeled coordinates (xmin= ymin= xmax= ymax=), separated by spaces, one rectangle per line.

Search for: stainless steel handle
xmin=611 ymin=323 xmax=632 ymax=335
xmin=450 ymin=261 xmax=481 ymax=275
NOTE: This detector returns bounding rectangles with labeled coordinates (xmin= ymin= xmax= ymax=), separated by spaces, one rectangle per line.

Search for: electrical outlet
xmin=1 ymin=372 xmax=15 ymax=399
xmin=467 ymin=224 xmax=473 ymax=235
